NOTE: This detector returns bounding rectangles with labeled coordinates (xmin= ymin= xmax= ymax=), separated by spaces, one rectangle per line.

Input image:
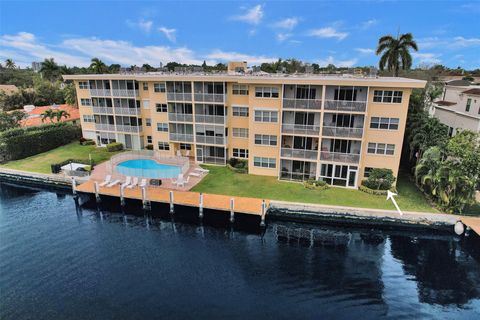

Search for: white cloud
xmin=158 ymin=27 xmax=176 ymax=42
xmin=273 ymin=17 xmax=299 ymax=30
xmin=317 ymin=56 xmax=357 ymax=67
xmin=412 ymin=52 xmax=441 ymax=65
xmin=231 ymin=4 xmax=264 ymax=25
xmin=126 ymin=18 xmax=153 ymax=33
xmin=276 ymin=33 xmax=292 ymax=42
xmin=307 ymin=27 xmax=348 ymax=40
xmin=355 ymin=48 xmax=375 ymax=54
xmin=361 ymin=19 xmax=378 ymax=29
xmin=451 ymin=36 xmax=480 ymax=47
xmin=418 ymin=36 xmax=480 ymax=49
xmin=206 ymin=50 xmax=277 ymax=65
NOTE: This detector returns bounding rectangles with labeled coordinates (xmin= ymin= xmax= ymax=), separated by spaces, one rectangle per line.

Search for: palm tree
xmin=54 ymin=110 xmax=70 ymax=122
xmin=90 ymin=58 xmax=108 ymax=74
xmin=376 ymin=33 xmax=418 ymax=76
xmin=5 ymin=59 xmax=16 ymax=69
xmin=40 ymin=58 xmax=60 ymax=81
xmin=41 ymin=109 xmax=57 ymax=123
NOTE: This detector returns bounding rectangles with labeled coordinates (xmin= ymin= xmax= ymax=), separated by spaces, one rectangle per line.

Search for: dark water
xmin=1 ymin=183 xmax=479 ymax=320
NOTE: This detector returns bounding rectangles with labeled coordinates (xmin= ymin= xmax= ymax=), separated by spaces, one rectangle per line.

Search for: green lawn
xmin=0 ymin=142 xmax=121 ymax=174
xmin=192 ymin=166 xmax=437 ymax=213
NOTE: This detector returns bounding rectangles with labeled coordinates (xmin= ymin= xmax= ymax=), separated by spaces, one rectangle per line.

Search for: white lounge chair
xmin=189 ymin=171 xmax=201 ymax=177
xmin=194 ymin=168 xmax=209 ymax=175
xmin=107 ymin=179 xmax=121 ymax=188
xmin=185 ymin=150 xmax=190 ymax=157
xmin=99 ymin=175 xmax=111 ymax=187
xmin=139 ymin=178 xmax=147 ymax=188
xmin=171 ymin=173 xmax=184 ymax=187
xmin=181 ymin=176 xmax=190 ymax=187
xmin=121 ymin=176 xmax=132 ymax=188
xmin=127 ymin=177 xmax=138 ymax=189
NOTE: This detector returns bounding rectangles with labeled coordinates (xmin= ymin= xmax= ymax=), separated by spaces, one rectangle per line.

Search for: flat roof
xmin=63 ymin=72 xmax=427 ymax=88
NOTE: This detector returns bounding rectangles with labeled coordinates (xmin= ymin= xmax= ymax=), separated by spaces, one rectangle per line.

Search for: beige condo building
xmin=64 ymin=62 xmax=426 ymax=189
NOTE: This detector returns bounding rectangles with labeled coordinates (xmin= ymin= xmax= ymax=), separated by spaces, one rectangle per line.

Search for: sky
xmin=0 ymin=0 xmax=479 ymax=69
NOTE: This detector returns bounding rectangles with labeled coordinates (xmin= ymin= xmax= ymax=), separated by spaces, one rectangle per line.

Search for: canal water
xmin=1 ymin=182 xmax=479 ymax=320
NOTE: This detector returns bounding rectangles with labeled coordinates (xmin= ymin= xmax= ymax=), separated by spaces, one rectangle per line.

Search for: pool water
xmin=116 ymin=159 xmax=181 ymax=178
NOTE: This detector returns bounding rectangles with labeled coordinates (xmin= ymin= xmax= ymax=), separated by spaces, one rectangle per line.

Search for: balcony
xmin=92 ymin=106 xmax=113 ymax=114
xmin=194 ymin=93 xmax=225 ymax=103
xmin=281 ymin=148 xmax=318 ymax=160
xmin=322 ymin=126 xmax=363 ymax=139
xmin=324 ymin=100 xmax=367 ymax=112
xmin=281 ymin=124 xmax=320 ymax=135
xmin=115 ymin=107 xmax=141 ymax=116
xmin=111 ymin=89 xmax=139 ymax=97
xmin=194 ymin=114 xmax=225 ymax=124
xmin=202 ymin=156 xmax=226 ymax=165
xmin=320 ymin=151 xmax=360 ymax=164
xmin=94 ymin=123 xmax=116 ymax=131
xmin=90 ymin=88 xmax=111 ymax=97
xmin=166 ymin=92 xmax=192 ymax=101
xmin=116 ymin=125 xmax=142 ymax=133
xmin=168 ymin=113 xmax=193 ymax=122
xmin=283 ymin=99 xmax=322 ymax=110
xmin=169 ymin=133 xmax=194 ymax=142
xmin=195 ymin=135 xmax=226 ymax=145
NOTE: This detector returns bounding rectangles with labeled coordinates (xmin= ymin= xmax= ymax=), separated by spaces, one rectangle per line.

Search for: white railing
xmin=279 ymin=171 xmax=316 ymax=181
xmin=111 ymin=89 xmax=139 ymax=97
xmin=194 ymin=114 xmax=226 ymax=124
xmin=95 ymin=123 xmax=116 ymax=131
xmin=322 ymin=126 xmax=363 ymax=138
xmin=320 ymin=151 xmax=360 ymax=163
xmin=168 ymin=113 xmax=193 ymax=122
xmin=195 ymin=135 xmax=226 ymax=145
xmin=201 ymin=156 xmax=226 ymax=165
xmin=115 ymin=107 xmax=141 ymax=115
xmin=166 ymin=92 xmax=192 ymax=101
xmin=283 ymin=98 xmax=322 ymax=110
xmin=194 ymin=93 xmax=225 ymax=103
xmin=280 ymin=148 xmax=318 ymax=160
xmin=281 ymin=123 xmax=321 ymax=135
xmin=92 ymin=106 xmax=113 ymax=114
xmin=90 ymin=88 xmax=111 ymax=97
xmin=169 ymin=133 xmax=194 ymax=142
xmin=116 ymin=125 xmax=142 ymax=133
xmin=324 ymin=100 xmax=367 ymax=112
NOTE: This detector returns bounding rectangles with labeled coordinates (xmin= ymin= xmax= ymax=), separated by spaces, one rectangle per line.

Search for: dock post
xmin=120 ymin=184 xmax=125 ymax=207
xmin=71 ymin=177 xmax=77 ymax=196
xmin=229 ymin=198 xmax=235 ymax=223
xmin=94 ymin=181 xmax=101 ymax=203
xmin=169 ymin=191 xmax=174 ymax=214
xmin=199 ymin=193 xmax=204 ymax=219
xmin=260 ymin=200 xmax=266 ymax=227
xmin=141 ymin=186 xmax=149 ymax=210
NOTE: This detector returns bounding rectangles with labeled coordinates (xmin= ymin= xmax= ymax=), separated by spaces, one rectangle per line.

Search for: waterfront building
xmin=64 ymin=62 xmax=425 ymax=188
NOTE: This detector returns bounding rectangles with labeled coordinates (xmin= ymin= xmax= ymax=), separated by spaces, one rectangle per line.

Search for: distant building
xmin=19 ymin=104 xmax=80 ymax=127
xmin=32 ymin=61 xmax=43 ymax=72
xmin=0 ymin=84 xmax=19 ymax=94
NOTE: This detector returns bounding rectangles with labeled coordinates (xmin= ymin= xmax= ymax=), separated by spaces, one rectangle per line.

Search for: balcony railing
xmin=116 ymin=125 xmax=142 ymax=133
xmin=92 ymin=106 xmax=113 ymax=114
xmin=280 ymin=171 xmax=316 ymax=181
xmin=166 ymin=92 xmax=192 ymax=101
xmin=90 ymin=88 xmax=111 ymax=97
xmin=195 ymin=135 xmax=226 ymax=145
xmin=324 ymin=100 xmax=367 ymax=112
xmin=194 ymin=114 xmax=226 ymax=124
xmin=194 ymin=93 xmax=225 ymax=103
xmin=281 ymin=123 xmax=321 ymax=135
xmin=168 ymin=113 xmax=193 ymax=122
xmin=283 ymin=98 xmax=322 ymax=110
xmin=94 ymin=123 xmax=116 ymax=131
xmin=280 ymin=148 xmax=318 ymax=160
xmin=169 ymin=133 xmax=194 ymax=142
xmin=115 ymin=107 xmax=141 ymax=116
xmin=201 ymin=156 xmax=226 ymax=165
xmin=320 ymin=151 xmax=360 ymax=164
xmin=322 ymin=126 xmax=363 ymax=138
xmin=111 ymin=89 xmax=138 ymax=97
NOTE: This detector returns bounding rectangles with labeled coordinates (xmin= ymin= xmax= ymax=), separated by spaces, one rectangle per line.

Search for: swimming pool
xmin=116 ymin=159 xmax=181 ymax=179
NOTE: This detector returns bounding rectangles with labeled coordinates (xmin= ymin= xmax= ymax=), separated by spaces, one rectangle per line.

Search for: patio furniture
xmin=189 ymin=172 xmax=201 ymax=177
xmin=149 ymin=179 xmax=162 ymax=186
xmin=121 ymin=176 xmax=132 ymax=188
xmin=139 ymin=178 xmax=147 ymax=188
xmin=127 ymin=177 xmax=139 ymax=189
xmin=107 ymin=179 xmax=121 ymax=188
xmin=194 ymin=168 xmax=209 ymax=175
xmin=176 ymin=150 xmax=182 ymax=157
xmin=185 ymin=150 xmax=190 ymax=157
xmin=99 ymin=175 xmax=112 ymax=187
xmin=171 ymin=174 xmax=184 ymax=187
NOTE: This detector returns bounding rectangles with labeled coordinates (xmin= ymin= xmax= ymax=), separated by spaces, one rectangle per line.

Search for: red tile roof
xmin=19 ymin=104 xmax=80 ymax=127
xmin=462 ymin=88 xmax=480 ymax=95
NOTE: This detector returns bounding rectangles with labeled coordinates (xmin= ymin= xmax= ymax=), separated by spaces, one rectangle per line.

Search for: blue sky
xmin=1 ymin=1 xmax=479 ymax=69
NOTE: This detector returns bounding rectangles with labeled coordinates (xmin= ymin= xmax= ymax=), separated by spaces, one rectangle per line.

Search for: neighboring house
xmin=0 ymin=84 xmax=19 ymax=95
xmin=64 ymin=61 xmax=426 ymax=189
xmin=431 ymin=81 xmax=480 ymax=136
xmin=19 ymin=104 xmax=80 ymax=127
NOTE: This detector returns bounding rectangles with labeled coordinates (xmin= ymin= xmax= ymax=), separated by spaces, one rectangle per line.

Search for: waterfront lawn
xmin=192 ymin=166 xmax=437 ymax=213
xmin=0 ymin=142 xmax=121 ymax=174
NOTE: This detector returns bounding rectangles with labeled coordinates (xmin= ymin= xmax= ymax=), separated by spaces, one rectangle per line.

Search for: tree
xmin=89 ymin=58 xmax=108 ymax=74
xmin=5 ymin=59 xmax=16 ymax=69
xmin=41 ymin=109 xmax=57 ymax=123
xmin=376 ymin=33 xmax=418 ymax=76
xmin=0 ymin=110 xmax=26 ymax=131
xmin=54 ymin=109 xmax=70 ymax=122
xmin=40 ymin=58 xmax=60 ymax=81
xmin=363 ymin=168 xmax=396 ymax=190
xmin=109 ymin=64 xmax=121 ymax=73
xmin=63 ymin=83 xmax=77 ymax=106
xmin=446 ymin=131 xmax=480 ymax=185
xmin=33 ymin=79 xmax=65 ymax=106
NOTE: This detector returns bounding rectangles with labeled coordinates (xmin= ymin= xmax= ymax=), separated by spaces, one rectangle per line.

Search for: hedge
xmin=358 ymin=184 xmax=397 ymax=196
xmin=303 ymin=179 xmax=329 ymax=191
xmin=106 ymin=142 xmax=123 ymax=152
xmin=0 ymin=123 xmax=81 ymax=162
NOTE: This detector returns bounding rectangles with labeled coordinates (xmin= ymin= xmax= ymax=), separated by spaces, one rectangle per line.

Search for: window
xmin=255 ymin=86 xmax=279 ymax=98
xmin=254 ymin=134 xmax=277 ymax=146
xmin=82 ymin=115 xmax=94 ymax=123
xmin=334 ymin=88 xmax=356 ymax=101
xmin=466 ymin=98 xmax=472 ymax=112
xmin=158 ymin=142 xmax=170 ymax=150
xmin=156 ymin=123 xmax=168 ymax=132
xmin=254 ymin=110 xmax=278 ymax=122
xmin=180 ymin=143 xmax=192 ymax=150
xmin=363 ymin=167 xmax=375 ymax=178
xmin=233 ymin=148 xmax=249 ymax=158
xmin=80 ymin=98 xmax=92 ymax=106
xmin=253 ymin=157 xmax=276 ymax=168
xmin=143 ymin=100 xmax=150 ymax=109
xmin=147 ymin=136 xmax=152 ymax=144
xmin=370 ymin=117 xmax=399 ymax=130
xmin=154 ymin=83 xmax=166 ymax=93
xmin=143 ymin=82 xmax=148 ymax=91
xmin=232 ymin=106 xmax=249 ymax=117
xmin=367 ymin=143 xmax=395 ymax=155
xmin=156 ymin=103 xmax=167 ymax=112
xmin=145 ymin=118 xmax=151 ymax=127
xmin=373 ymin=90 xmax=403 ymax=103
xmin=79 ymin=81 xmax=89 ymax=89
xmin=232 ymin=84 xmax=249 ymax=95
xmin=232 ymin=128 xmax=249 ymax=138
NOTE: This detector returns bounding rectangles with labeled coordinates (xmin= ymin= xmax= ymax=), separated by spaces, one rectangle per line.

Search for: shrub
xmin=145 ymin=144 xmax=154 ymax=150
xmin=363 ymin=168 xmax=396 ymax=190
xmin=227 ymin=158 xmax=248 ymax=174
xmin=359 ymin=183 xmax=397 ymax=196
xmin=106 ymin=142 xmax=123 ymax=152
xmin=304 ymin=179 xmax=329 ymax=191
xmin=228 ymin=157 xmax=238 ymax=167
xmin=83 ymin=140 xmax=95 ymax=146
xmin=79 ymin=137 xmax=87 ymax=144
